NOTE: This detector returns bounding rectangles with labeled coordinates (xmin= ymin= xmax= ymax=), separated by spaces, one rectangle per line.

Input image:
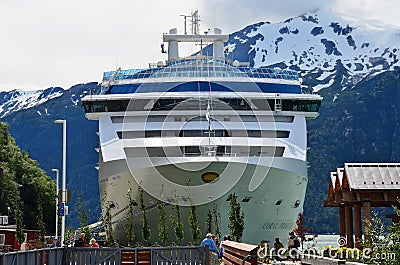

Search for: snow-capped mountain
xmin=0 ymin=87 xmax=64 ymax=117
xmin=225 ymin=9 xmax=399 ymax=92
xmin=0 ymin=85 xmax=99 ymax=118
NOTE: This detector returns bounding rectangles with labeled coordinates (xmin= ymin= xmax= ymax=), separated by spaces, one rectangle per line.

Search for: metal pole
xmin=55 ymin=119 xmax=67 ymax=246
xmin=52 ymin=169 xmax=59 ymax=239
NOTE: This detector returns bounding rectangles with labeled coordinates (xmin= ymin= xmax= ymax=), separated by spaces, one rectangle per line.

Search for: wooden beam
xmin=354 ymin=203 xmax=362 ymax=250
xmin=363 ymin=201 xmax=372 ymax=246
xmin=345 ymin=205 xmax=354 ymax=248
xmin=339 ymin=206 xmax=346 ymax=239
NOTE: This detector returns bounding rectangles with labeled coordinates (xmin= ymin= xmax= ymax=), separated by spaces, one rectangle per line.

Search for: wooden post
xmin=363 ymin=201 xmax=372 ymax=245
xmin=354 ymin=203 xmax=362 ymax=249
xmin=345 ymin=205 xmax=354 ymax=248
xmin=339 ymin=206 xmax=346 ymax=238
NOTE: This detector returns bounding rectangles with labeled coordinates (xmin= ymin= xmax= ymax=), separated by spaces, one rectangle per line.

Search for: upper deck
xmin=101 ymin=57 xmax=301 ymax=95
xmin=103 ymin=57 xmax=298 ymax=83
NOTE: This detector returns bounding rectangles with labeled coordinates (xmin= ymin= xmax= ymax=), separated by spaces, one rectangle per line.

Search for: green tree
xmin=139 ymin=186 xmax=151 ymax=246
xmin=188 ymin=205 xmax=201 ymax=244
xmin=205 ymin=209 xmax=212 ymax=233
xmin=170 ymin=203 xmax=184 ymax=244
xmin=65 ymin=225 xmax=76 ymax=246
xmin=388 ymin=204 xmax=400 ymax=261
xmin=36 ymin=194 xmax=46 ymax=245
xmin=13 ymin=199 xmax=25 ymax=247
xmin=360 ymin=204 xmax=400 ymax=265
xmin=157 ymin=199 xmax=168 ymax=246
xmin=102 ymin=195 xmax=114 ymax=246
xmin=227 ymin=193 xmax=245 ymax=242
xmin=126 ymin=191 xmax=136 ymax=246
xmin=77 ymin=190 xmax=91 ymax=244
xmin=0 ymin=121 xmax=55 ymax=234
xmin=213 ymin=204 xmax=221 ymax=239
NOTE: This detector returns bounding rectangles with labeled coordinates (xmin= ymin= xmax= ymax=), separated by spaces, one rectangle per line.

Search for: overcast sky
xmin=1 ymin=0 xmax=399 ymax=91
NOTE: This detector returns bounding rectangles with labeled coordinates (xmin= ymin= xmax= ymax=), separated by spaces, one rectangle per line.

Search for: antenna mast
xmin=191 ymin=11 xmax=200 ymax=35
xmin=180 ymin=14 xmax=190 ymax=35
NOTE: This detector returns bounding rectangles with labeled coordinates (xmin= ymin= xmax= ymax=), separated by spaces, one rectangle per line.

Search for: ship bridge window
xmin=248 ymin=146 xmax=285 ymax=157
xmin=282 ymin=100 xmax=321 ymax=112
xmin=219 ymin=98 xmax=251 ymax=110
xmin=247 ymin=130 xmax=261 ymax=137
xmin=151 ymin=99 xmax=186 ymax=110
xmin=232 ymin=130 xmax=290 ymax=138
xmin=82 ymin=100 xmax=129 ymax=113
xmin=117 ymin=131 xmax=162 ymax=139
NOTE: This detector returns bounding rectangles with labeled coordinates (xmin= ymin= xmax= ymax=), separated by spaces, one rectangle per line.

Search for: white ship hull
xmin=96 ymin=111 xmax=310 ymax=245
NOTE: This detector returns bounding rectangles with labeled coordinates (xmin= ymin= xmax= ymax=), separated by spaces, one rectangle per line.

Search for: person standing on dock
xmin=201 ymin=233 xmax=219 ymax=265
xmin=201 ymin=233 xmax=219 ymax=253
xmin=287 ymin=232 xmax=300 ymax=260
xmin=89 ymin=238 xmax=100 ymax=248
xmin=273 ymin=237 xmax=284 ymax=253
xmin=75 ymin=233 xmax=86 ymax=247
xmin=218 ymin=234 xmax=231 ymax=259
xmin=50 ymin=237 xmax=61 ymax=248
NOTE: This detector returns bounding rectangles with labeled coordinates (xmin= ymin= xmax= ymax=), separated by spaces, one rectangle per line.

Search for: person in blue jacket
xmin=200 ymin=233 xmax=219 ymax=253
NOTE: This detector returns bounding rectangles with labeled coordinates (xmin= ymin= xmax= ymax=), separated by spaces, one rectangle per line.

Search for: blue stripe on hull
xmin=105 ymin=81 xmax=302 ymax=94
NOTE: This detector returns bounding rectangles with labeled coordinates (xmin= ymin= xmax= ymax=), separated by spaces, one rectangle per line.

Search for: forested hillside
xmin=0 ymin=121 xmax=56 ymax=234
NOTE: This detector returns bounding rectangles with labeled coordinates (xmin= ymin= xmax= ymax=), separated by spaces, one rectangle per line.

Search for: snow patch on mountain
xmin=0 ymin=87 xmax=64 ymax=117
xmin=225 ymin=9 xmax=400 ymax=92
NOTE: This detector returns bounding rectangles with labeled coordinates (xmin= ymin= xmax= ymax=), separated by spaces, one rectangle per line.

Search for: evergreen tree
xmin=139 ymin=186 xmax=151 ymax=245
xmin=205 ymin=209 xmax=213 ymax=233
xmin=227 ymin=193 xmax=245 ymax=242
xmin=188 ymin=205 xmax=201 ymax=244
xmin=213 ymin=204 xmax=221 ymax=239
xmin=13 ymin=199 xmax=25 ymax=247
xmin=36 ymin=194 xmax=46 ymax=245
xmin=77 ymin=190 xmax=91 ymax=243
xmin=170 ymin=203 xmax=184 ymax=244
xmin=157 ymin=199 xmax=168 ymax=246
xmin=102 ymin=195 xmax=114 ymax=246
xmin=126 ymin=191 xmax=135 ymax=246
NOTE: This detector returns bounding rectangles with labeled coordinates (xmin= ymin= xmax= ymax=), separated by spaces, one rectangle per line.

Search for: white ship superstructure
xmin=82 ymin=12 xmax=322 ymax=245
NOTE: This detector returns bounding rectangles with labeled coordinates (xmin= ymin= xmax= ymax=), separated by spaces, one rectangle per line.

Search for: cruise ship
xmin=82 ymin=12 xmax=322 ymax=245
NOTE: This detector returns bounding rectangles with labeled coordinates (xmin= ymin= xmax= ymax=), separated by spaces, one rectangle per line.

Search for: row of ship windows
xmin=111 ymin=115 xmax=295 ymax=123
xmin=116 ymin=130 xmax=290 ymax=139
xmin=124 ymin=146 xmax=285 ymax=157
xmin=83 ymin=98 xmax=321 ymax=113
